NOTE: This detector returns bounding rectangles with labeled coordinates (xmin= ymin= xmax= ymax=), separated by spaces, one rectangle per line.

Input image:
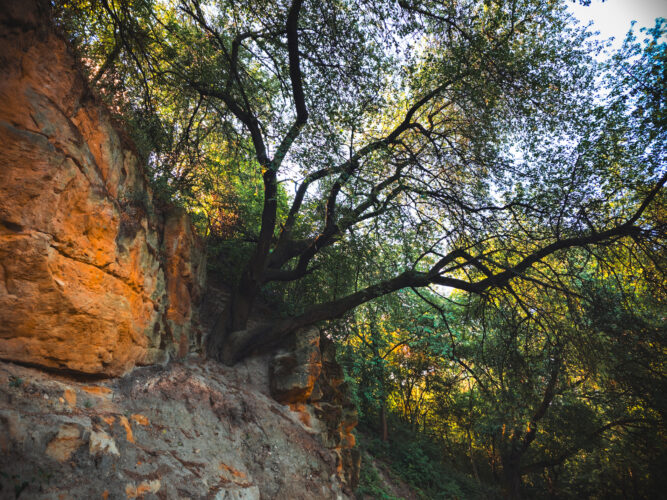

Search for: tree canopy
xmin=58 ymin=0 xmax=665 ymax=360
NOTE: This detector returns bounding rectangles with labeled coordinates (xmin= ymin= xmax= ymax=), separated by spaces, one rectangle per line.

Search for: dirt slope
xmin=0 ymin=358 xmax=349 ymax=499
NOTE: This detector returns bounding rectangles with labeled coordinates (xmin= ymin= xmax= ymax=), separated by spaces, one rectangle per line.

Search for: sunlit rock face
xmin=0 ymin=1 xmax=205 ymax=375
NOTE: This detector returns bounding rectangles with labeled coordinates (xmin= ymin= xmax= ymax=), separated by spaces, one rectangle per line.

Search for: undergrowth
xmin=355 ymin=421 xmax=494 ymax=500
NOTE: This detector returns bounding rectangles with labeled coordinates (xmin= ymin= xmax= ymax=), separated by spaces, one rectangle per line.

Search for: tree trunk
xmin=205 ymin=271 xmax=260 ymax=361
xmin=502 ymin=457 xmax=523 ymax=500
xmin=229 ymin=273 xmax=260 ymax=332
xmin=381 ymin=403 xmax=388 ymax=442
xmin=468 ymin=427 xmax=481 ymax=486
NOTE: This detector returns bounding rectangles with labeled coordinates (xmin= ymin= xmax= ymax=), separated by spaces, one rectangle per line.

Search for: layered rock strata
xmin=0 ymin=1 xmax=205 ymax=376
xmin=270 ymin=328 xmax=361 ymax=493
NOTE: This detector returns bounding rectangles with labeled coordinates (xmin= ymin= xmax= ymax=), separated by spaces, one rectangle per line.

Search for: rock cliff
xmin=0 ymin=1 xmax=205 ymax=376
xmin=0 ymin=2 xmax=361 ymax=497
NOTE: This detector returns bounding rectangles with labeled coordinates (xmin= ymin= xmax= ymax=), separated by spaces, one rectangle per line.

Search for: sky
xmin=568 ymin=0 xmax=666 ymax=50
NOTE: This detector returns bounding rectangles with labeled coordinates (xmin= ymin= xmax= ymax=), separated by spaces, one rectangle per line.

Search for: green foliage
xmin=337 ymin=264 xmax=666 ymax=499
xmin=357 ymin=423 xmax=490 ymax=500
xmin=203 ymin=159 xmax=290 ymax=286
xmin=56 ymin=0 xmax=289 ymax=250
xmin=356 ymin=454 xmax=402 ymax=500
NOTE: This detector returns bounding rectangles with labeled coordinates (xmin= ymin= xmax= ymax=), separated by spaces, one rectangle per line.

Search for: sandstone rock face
xmin=270 ymin=329 xmax=361 ymax=493
xmin=0 ymin=1 xmax=205 ymax=375
xmin=163 ymin=207 xmax=207 ymax=357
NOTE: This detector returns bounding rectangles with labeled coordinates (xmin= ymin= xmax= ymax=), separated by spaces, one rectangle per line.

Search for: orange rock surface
xmin=0 ymin=1 xmax=205 ymax=375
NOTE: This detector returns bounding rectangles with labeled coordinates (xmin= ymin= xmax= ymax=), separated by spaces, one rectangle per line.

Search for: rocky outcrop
xmin=317 ymin=335 xmax=361 ymax=491
xmin=0 ymin=359 xmax=349 ymax=499
xmin=0 ymin=1 xmax=205 ymax=375
xmin=0 ymin=3 xmax=362 ymax=496
xmin=269 ymin=326 xmax=322 ymax=403
xmin=270 ymin=329 xmax=361 ymax=493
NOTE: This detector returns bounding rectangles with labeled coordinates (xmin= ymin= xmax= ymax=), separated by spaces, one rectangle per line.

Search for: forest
xmin=54 ymin=0 xmax=665 ymax=498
